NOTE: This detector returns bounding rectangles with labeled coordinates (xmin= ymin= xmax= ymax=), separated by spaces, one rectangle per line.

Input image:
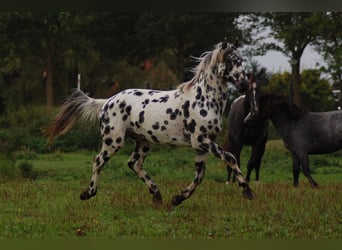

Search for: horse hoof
xmin=242 ymin=188 xmax=255 ymax=200
xmin=79 ymin=190 xmax=96 ymax=200
xmin=152 ymin=192 xmax=163 ymax=206
xmin=171 ymin=195 xmax=184 ymax=206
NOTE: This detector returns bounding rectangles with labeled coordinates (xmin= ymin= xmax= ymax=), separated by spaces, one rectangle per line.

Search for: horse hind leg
xmin=172 ymin=150 xmax=207 ymax=206
xmin=80 ymin=132 xmax=125 ymax=200
xmin=127 ymin=140 xmax=163 ymax=205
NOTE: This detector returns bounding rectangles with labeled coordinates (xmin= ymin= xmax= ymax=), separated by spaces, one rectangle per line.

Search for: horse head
xmin=217 ymin=38 xmax=248 ymax=90
xmin=243 ymin=70 xmax=264 ymax=125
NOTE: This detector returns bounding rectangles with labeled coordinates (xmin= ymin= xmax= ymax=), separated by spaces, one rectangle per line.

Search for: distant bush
xmin=17 ymin=160 xmax=34 ymax=178
xmin=0 ymin=106 xmax=101 ymax=154
xmin=13 ymin=146 xmax=38 ymax=160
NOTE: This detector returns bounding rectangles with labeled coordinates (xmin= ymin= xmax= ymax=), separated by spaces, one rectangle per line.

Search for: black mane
xmin=259 ymin=93 xmax=307 ymax=120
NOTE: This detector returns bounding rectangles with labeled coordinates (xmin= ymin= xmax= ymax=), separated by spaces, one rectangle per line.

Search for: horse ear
xmin=222 ymin=37 xmax=227 ymax=49
xmin=234 ymin=37 xmax=240 ymax=48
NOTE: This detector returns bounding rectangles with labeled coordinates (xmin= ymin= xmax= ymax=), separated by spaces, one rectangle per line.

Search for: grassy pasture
xmin=0 ymin=140 xmax=342 ymax=239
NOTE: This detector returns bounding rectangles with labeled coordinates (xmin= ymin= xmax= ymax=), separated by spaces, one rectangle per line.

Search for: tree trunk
xmin=291 ymin=59 xmax=301 ymax=107
xmin=46 ymin=48 xmax=54 ymax=107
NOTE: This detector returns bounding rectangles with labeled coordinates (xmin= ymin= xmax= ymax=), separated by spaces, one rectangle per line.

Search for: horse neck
xmin=268 ymin=103 xmax=302 ymax=138
xmin=195 ymin=70 xmax=229 ymax=115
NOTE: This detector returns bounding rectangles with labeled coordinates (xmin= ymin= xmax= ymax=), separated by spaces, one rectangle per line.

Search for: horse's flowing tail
xmin=42 ymin=90 xmax=107 ymax=144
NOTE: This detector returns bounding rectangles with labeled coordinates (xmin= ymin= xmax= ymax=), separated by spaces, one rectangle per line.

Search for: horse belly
xmin=129 ymin=107 xmax=189 ymax=146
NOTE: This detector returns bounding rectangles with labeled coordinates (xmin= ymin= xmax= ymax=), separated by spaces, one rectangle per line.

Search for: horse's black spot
xmin=182 ymin=101 xmax=190 ymax=118
xmin=183 ymin=132 xmax=191 ymax=142
xmin=130 ymin=122 xmax=135 ymax=127
xmin=122 ymin=114 xmax=128 ymax=121
xmin=105 ymin=138 xmax=113 ymax=146
xmin=142 ymin=146 xmax=150 ymax=153
xmin=200 ymin=125 xmax=207 ymax=133
xmin=197 ymin=135 xmax=204 ymax=143
xmin=95 ymin=156 xmax=101 ymax=166
xmin=188 ymin=119 xmax=196 ymax=133
xmin=134 ymin=153 xmax=140 ymax=161
xmin=128 ymin=161 xmax=134 ymax=169
xmin=166 ymin=108 xmax=172 ymax=114
xmin=119 ymin=101 xmax=126 ymax=109
xmin=148 ymin=130 xmax=153 ymax=135
xmin=196 ymin=87 xmax=202 ymax=100
xmin=200 ymin=109 xmax=208 ymax=117
xmin=90 ymin=181 xmax=94 ymax=187
xmin=170 ymin=109 xmax=179 ymax=120
xmin=103 ymin=150 xmax=110 ymax=162
xmin=164 ymin=120 xmax=169 ymax=125
xmin=125 ymin=105 xmax=132 ymax=115
xmin=161 ymin=126 xmax=166 ymax=131
xmin=134 ymin=91 xmax=143 ymax=96
xmin=152 ymin=122 xmax=160 ymax=130
xmin=160 ymin=95 xmax=169 ymax=103
xmin=104 ymin=125 xmax=111 ymax=135
xmin=151 ymin=135 xmax=159 ymax=143
xmin=116 ymin=137 xmax=122 ymax=144
xmin=139 ymin=111 xmax=145 ymax=123
xmin=103 ymin=104 xmax=109 ymax=112
xmin=101 ymin=113 xmax=110 ymax=124
xmin=142 ymin=99 xmax=150 ymax=108
xmin=112 ymin=112 xmax=116 ymax=117
xmin=109 ymin=103 xmax=114 ymax=109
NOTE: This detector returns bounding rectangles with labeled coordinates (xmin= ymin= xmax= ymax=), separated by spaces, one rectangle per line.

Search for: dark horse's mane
xmin=258 ymin=93 xmax=308 ymax=120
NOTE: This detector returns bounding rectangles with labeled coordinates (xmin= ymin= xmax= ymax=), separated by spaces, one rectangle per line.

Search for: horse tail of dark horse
xmin=42 ymin=90 xmax=107 ymax=144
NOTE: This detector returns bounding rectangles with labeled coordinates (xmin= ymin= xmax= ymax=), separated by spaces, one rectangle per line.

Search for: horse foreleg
xmin=171 ymin=151 xmax=207 ymax=206
xmin=127 ymin=140 xmax=162 ymax=205
xmin=291 ymin=153 xmax=301 ymax=187
xmin=248 ymin=138 xmax=267 ymax=183
xmin=201 ymin=140 xmax=255 ymax=200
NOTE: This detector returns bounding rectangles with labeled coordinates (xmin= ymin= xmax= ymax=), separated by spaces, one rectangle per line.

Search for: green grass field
xmin=1 ymin=140 xmax=342 ymax=239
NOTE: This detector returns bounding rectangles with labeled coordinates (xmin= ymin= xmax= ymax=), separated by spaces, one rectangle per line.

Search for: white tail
xmin=43 ymin=90 xmax=107 ymax=143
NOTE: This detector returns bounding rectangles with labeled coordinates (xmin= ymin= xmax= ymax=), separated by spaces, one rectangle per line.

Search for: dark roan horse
xmin=223 ymin=69 xmax=269 ymax=184
xmin=247 ymin=82 xmax=342 ymax=187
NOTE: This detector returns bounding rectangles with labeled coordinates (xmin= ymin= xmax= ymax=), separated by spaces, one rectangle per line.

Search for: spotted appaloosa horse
xmin=44 ymin=39 xmax=255 ymax=206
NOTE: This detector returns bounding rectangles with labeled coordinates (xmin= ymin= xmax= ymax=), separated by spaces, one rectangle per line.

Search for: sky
xmin=254 ymin=45 xmax=324 ymax=73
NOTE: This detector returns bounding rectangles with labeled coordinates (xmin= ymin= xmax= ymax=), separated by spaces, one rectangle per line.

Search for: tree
xmin=300 ymin=69 xmax=334 ymax=111
xmin=313 ymin=12 xmax=342 ymax=108
xmin=0 ymin=12 xmax=100 ymax=107
xmin=241 ymin=13 xmax=323 ymax=107
xmin=265 ymin=70 xmax=333 ymax=111
xmin=134 ymin=13 xmax=243 ymax=81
